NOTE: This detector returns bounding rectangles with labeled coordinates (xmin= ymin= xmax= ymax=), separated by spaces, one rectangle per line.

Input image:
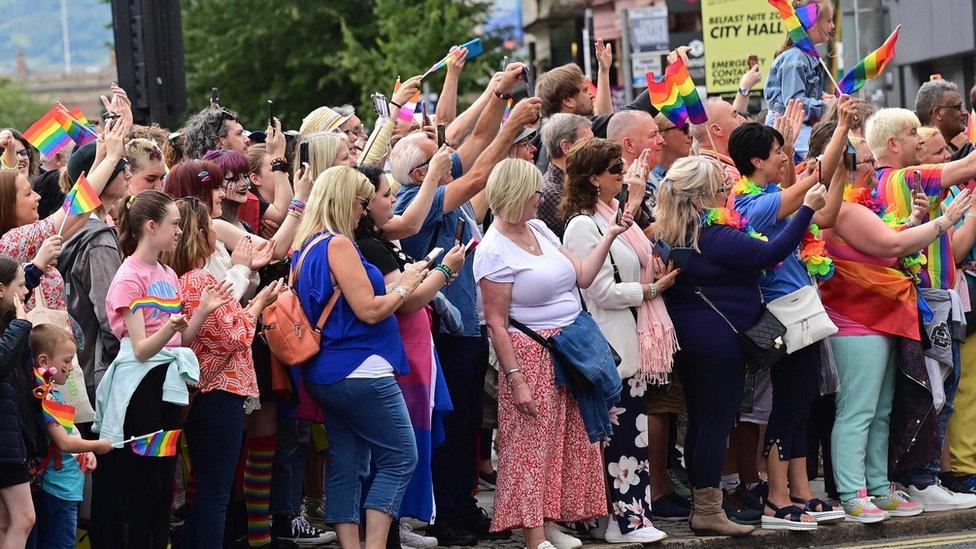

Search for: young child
xmin=29 ymin=324 xmax=113 ymax=549
xmin=90 ymin=190 xmax=232 ymax=547
xmin=0 ymin=256 xmax=35 ymax=548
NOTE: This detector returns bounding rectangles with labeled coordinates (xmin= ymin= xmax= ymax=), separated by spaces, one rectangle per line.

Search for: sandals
xmin=791 ymin=496 xmax=846 ymax=523
xmin=760 ymin=501 xmax=818 ymax=531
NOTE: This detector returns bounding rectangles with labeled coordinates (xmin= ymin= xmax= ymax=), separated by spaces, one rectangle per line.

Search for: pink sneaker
xmin=841 ymin=489 xmax=889 ymax=523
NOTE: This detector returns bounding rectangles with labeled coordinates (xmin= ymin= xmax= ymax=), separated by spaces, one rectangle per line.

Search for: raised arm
xmin=733 ymin=65 xmax=762 ymax=114
xmin=559 ymin=213 xmax=633 ymax=289
xmin=952 ymin=197 xmax=976 ymax=264
xmin=454 ymin=63 xmax=527 ymax=171
xmin=259 ymin=118 xmax=293 ymax=224
xmin=446 ymin=73 xmax=499 ymax=146
xmin=384 ymin=146 xmax=453 ymax=240
xmin=435 ymin=47 xmax=467 ymax=126
xmin=940 ymin=150 xmax=976 ymax=189
xmin=328 ymin=236 xmax=425 ymax=324
xmin=442 ymin=97 xmax=542 ymax=213
xmin=593 ymin=41 xmax=613 ymax=116
xmin=563 ymin=216 xmax=643 ymax=309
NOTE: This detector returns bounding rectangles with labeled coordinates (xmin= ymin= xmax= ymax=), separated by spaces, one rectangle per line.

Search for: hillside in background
xmin=0 ymin=0 xmax=113 ymax=74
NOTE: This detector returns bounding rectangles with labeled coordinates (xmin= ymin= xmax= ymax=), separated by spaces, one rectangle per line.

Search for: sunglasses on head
xmin=606 ymin=159 xmax=624 ymax=175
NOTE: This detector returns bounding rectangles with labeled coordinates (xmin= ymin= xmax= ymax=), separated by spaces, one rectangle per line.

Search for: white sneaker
xmin=528 ymin=542 xmax=558 ymax=549
xmin=908 ymin=481 xmax=976 ymax=512
xmin=543 ymin=522 xmax=582 ymax=549
xmin=603 ymin=516 xmax=667 ymax=544
xmin=399 ymin=521 xmax=437 ymax=548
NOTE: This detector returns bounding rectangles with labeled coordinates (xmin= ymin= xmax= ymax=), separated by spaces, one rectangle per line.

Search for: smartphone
xmin=423 ymin=247 xmax=445 ymax=270
xmin=616 ymin=184 xmax=630 ymax=225
xmin=747 ymin=54 xmax=759 ymax=69
xmin=463 ymin=239 xmax=480 ymax=257
xmin=421 ymin=101 xmax=431 ymax=127
xmin=458 ymin=38 xmax=484 ymax=60
xmin=453 ymin=220 xmax=465 ymax=246
xmin=266 ymin=100 xmax=275 ymax=131
xmin=299 ymin=142 xmax=309 ymax=167
xmin=671 ymin=248 xmax=693 ymax=270
xmin=436 ymin=124 xmax=446 ymax=147
xmin=912 ymin=169 xmax=924 ymax=194
xmin=843 ymin=140 xmax=856 ymax=172
xmin=210 ymin=87 xmax=219 ymax=105
xmin=523 ymin=66 xmax=535 ymax=97
xmin=501 ymin=55 xmax=510 ymax=70
xmin=652 ymin=240 xmax=672 ymax=265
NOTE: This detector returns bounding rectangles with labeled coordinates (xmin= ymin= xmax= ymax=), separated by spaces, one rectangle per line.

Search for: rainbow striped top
xmin=875 ymin=165 xmax=951 ymax=289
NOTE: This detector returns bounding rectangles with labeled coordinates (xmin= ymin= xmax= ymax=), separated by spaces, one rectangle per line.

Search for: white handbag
xmin=766 ymin=285 xmax=838 ymax=354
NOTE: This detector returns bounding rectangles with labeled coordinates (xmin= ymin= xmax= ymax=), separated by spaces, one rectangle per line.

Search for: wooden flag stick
xmin=819 ymin=58 xmax=842 ymax=97
xmin=706 ymin=131 xmax=719 ymax=156
xmin=57 ymin=212 xmax=70 ymax=235
xmin=112 ymin=429 xmax=162 ymax=447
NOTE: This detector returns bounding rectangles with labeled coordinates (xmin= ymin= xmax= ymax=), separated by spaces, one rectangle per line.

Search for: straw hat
xmin=299 ymin=106 xmax=352 ymax=136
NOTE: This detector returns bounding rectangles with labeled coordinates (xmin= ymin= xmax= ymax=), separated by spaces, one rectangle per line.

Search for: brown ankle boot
xmin=690 ymin=488 xmax=755 ymax=537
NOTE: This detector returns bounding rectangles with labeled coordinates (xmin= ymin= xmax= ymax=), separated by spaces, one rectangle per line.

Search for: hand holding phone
xmin=423 ymin=247 xmax=445 ymax=270
xmin=266 ymin=100 xmax=275 ymax=133
xmin=616 ymin=184 xmax=630 ymax=225
xmin=437 ymin=124 xmax=446 ymax=147
xmin=463 ymin=239 xmax=480 ymax=257
xmin=747 ymin=55 xmax=759 ymax=69
xmin=453 ymin=221 xmax=465 ymax=246
xmin=299 ymin=142 xmax=309 ymax=166
xmin=913 ymin=169 xmax=924 ymax=194
xmin=652 ymin=240 xmax=672 ymax=265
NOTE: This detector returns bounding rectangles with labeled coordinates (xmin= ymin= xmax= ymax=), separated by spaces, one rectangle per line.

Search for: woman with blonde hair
xmin=655 ymin=156 xmax=827 ymax=537
xmin=477 ymin=158 xmax=633 ymax=549
xmin=294 ymin=165 xmax=427 ymax=549
xmin=300 ymin=132 xmax=355 ymax=182
xmin=561 ymin=139 xmax=679 ymax=543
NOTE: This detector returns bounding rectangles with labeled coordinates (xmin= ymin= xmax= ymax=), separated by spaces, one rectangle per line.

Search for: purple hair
xmin=202 ymin=149 xmax=249 ymax=177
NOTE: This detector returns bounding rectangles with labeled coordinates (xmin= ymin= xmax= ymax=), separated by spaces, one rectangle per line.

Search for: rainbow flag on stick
xmin=68 ymin=107 xmax=91 ymax=127
xmin=836 ymin=26 xmax=901 ymax=95
xmin=768 ymin=0 xmax=821 ymax=59
xmin=129 ymin=296 xmax=183 ymax=315
xmin=129 ymin=429 xmax=182 ymax=457
xmin=22 ymin=107 xmax=73 ymax=156
xmin=33 ymin=367 xmax=76 ymax=433
xmin=646 ymin=72 xmax=688 ymax=128
xmin=393 ymin=79 xmax=423 ymax=123
xmin=666 ymin=57 xmax=707 ymax=125
xmin=55 ymin=105 xmax=97 ymax=147
xmin=62 ymin=173 xmax=101 ymax=215
xmin=795 ymin=3 xmax=818 ymax=30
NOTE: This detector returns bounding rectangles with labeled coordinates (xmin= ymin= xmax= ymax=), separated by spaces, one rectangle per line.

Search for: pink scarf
xmin=594 ymin=200 xmax=678 ymax=384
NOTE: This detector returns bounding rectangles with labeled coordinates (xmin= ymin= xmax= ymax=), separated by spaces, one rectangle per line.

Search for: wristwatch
xmin=738 ymin=86 xmax=750 ymax=96
xmin=494 ymin=89 xmax=514 ymax=101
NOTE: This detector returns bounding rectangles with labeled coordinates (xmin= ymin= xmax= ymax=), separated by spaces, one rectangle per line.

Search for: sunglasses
xmin=606 ymin=159 xmax=625 ymax=175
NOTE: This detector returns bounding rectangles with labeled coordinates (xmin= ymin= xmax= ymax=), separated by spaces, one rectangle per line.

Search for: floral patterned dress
xmin=0 ymin=217 xmax=67 ymax=312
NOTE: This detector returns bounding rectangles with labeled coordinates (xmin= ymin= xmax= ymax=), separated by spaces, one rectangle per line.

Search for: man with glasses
xmin=654 ymin=114 xmax=694 ymax=179
xmin=508 ymin=128 xmax=537 ymax=161
xmin=916 ymin=79 xmax=967 ymax=154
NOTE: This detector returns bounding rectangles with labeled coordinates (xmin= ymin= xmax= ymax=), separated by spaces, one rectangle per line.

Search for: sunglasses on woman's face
xmin=606 ymin=159 xmax=625 ymax=175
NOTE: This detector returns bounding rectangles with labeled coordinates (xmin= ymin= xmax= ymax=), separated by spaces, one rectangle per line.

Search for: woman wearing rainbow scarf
xmin=655 ymin=155 xmax=827 ymax=537
xmin=820 ymin=136 xmax=972 ymax=522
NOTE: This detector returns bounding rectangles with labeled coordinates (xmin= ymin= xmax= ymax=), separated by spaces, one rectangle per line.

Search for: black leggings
xmin=675 ymin=351 xmax=746 ymax=489
xmin=90 ymin=363 xmax=183 ymax=549
xmin=764 ymin=344 xmax=819 ymax=461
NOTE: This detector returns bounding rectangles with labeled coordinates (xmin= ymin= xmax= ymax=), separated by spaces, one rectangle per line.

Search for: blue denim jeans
xmin=900 ymin=333 xmax=963 ymax=489
xmin=305 ymin=376 xmax=418 ymax=523
xmin=33 ymin=490 xmax=79 ymax=549
xmin=182 ymin=390 xmax=246 ymax=548
xmin=271 ymin=417 xmax=310 ymax=515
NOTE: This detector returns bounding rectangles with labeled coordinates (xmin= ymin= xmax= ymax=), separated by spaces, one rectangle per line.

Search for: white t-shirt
xmin=473 ymin=219 xmax=581 ymax=331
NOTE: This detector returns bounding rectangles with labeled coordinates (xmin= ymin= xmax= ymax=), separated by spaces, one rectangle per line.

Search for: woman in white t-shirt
xmin=474 ymin=158 xmax=632 ymax=549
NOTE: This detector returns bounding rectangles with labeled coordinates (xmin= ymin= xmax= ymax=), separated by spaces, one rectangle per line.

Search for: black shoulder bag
xmin=695 ymin=286 xmax=786 ymax=372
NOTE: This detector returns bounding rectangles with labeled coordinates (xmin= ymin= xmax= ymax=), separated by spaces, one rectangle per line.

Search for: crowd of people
xmin=3 ymin=0 xmax=976 ymax=547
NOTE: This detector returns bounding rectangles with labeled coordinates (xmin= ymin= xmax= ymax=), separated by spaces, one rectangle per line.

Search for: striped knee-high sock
xmin=244 ymin=435 xmax=276 ymax=546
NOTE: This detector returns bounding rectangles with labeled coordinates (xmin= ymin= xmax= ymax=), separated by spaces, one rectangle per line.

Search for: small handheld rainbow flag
xmin=62 ymin=173 xmax=102 ymax=216
xmin=836 ymin=26 xmax=901 ymax=95
xmin=55 ymin=105 xmax=97 ymax=147
xmin=422 ymin=47 xmax=467 ymax=79
xmin=646 ymin=72 xmax=688 ymax=128
xmin=502 ymin=98 xmax=513 ymax=122
xmin=33 ymin=367 xmax=76 ymax=433
xmin=68 ymin=107 xmax=92 ymax=128
xmin=768 ymin=0 xmax=820 ymax=59
xmin=666 ymin=57 xmax=707 ymax=125
xmin=129 ymin=296 xmax=183 ymax=315
xmin=130 ymin=429 xmax=182 ymax=457
xmin=22 ymin=107 xmax=73 ymax=157
xmin=794 ymin=3 xmax=818 ymax=30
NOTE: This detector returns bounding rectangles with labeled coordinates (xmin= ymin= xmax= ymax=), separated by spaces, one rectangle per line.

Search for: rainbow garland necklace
xmin=844 ymin=184 xmax=926 ymax=283
xmin=701 ymin=207 xmax=767 ymax=241
xmin=732 ymin=177 xmax=835 ymax=281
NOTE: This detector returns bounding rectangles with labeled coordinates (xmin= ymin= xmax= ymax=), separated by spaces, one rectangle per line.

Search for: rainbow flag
xmin=131 ymin=429 xmax=182 ymax=457
xmin=129 ymin=296 xmax=183 ymax=315
xmin=502 ymin=98 xmax=513 ymax=122
xmin=55 ymin=105 xmax=97 ymax=147
xmin=646 ymin=72 xmax=688 ymax=127
xmin=22 ymin=107 xmax=72 ymax=156
xmin=665 ymin=58 xmax=707 ymax=124
xmin=966 ymin=110 xmax=976 ymax=146
xmin=68 ymin=107 xmax=91 ymax=127
xmin=42 ymin=398 xmax=76 ymax=432
xmin=768 ymin=0 xmax=820 ymax=59
xmin=62 ymin=173 xmax=102 ymax=215
xmin=422 ymin=48 xmax=467 ymax=79
xmin=795 ymin=3 xmax=818 ymax=30
xmin=837 ymin=26 xmax=901 ymax=95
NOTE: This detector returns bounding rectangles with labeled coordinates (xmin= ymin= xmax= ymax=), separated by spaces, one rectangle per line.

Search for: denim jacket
xmin=549 ymin=311 xmax=622 ymax=443
xmin=763 ymin=46 xmax=827 ymax=122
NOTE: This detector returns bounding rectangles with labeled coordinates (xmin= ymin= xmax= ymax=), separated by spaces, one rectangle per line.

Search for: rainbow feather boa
xmin=732 ymin=177 xmax=834 ymax=281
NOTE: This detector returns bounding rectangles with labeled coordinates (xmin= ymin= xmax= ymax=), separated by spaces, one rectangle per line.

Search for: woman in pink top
xmin=820 ymin=137 xmax=971 ymax=521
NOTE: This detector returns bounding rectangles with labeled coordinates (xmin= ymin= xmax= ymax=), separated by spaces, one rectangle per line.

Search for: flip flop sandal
xmin=791 ymin=497 xmax=846 ymax=523
xmin=761 ymin=501 xmax=818 ymax=531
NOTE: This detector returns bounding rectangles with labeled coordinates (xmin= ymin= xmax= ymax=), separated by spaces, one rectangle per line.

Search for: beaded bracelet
xmin=289 ymin=198 xmax=306 ymax=214
xmin=434 ymin=264 xmax=454 ymax=282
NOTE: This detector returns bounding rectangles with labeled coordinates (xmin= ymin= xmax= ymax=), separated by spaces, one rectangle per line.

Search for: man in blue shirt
xmin=391 ymin=72 xmax=541 ymax=543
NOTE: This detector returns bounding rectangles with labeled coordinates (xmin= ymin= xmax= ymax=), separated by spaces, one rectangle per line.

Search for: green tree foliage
xmin=0 ymin=79 xmax=50 ymax=131
xmin=182 ymin=0 xmax=374 ymax=130
xmin=182 ymin=0 xmax=501 ymax=131
xmin=339 ymin=0 xmax=503 ymax=123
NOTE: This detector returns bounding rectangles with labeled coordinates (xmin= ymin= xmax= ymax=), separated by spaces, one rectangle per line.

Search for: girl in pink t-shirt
xmin=98 ymin=190 xmax=232 ymax=546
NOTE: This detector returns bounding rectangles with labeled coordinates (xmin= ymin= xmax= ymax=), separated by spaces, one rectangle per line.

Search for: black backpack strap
xmin=508 ymin=317 xmax=552 ymax=350
xmin=570 ymin=214 xmax=639 ymax=324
